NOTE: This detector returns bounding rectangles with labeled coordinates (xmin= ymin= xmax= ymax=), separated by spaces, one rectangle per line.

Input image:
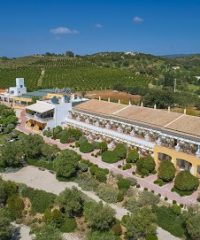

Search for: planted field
xmin=0 ymin=56 xmax=151 ymax=91
xmin=85 ymin=90 xmax=141 ymax=104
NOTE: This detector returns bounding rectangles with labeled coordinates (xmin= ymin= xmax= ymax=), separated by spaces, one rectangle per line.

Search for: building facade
xmin=64 ymin=99 xmax=200 ymax=178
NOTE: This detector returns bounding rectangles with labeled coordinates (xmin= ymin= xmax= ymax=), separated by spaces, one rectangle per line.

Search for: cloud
xmin=133 ymin=16 xmax=144 ymax=23
xmin=95 ymin=23 xmax=103 ymax=28
xmin=50 ymin=27 xmax=79 ymax=35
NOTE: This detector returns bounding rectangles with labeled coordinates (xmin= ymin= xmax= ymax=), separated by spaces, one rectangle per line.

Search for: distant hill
xmin=0 ymin=52 xmax=200 ymax=92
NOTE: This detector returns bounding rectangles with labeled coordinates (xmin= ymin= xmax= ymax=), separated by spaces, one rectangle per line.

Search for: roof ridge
xmin=112 ymin=105 xmax=130 ymax=114
xmin=164 ymin=114 xmax=185 ymax=128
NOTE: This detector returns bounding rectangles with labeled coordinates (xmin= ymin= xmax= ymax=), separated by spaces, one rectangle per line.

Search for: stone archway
xmin=158 ymin=152 xmax=172 ymax=161
xmin=176 ymin=159 xmax=192 ymax=172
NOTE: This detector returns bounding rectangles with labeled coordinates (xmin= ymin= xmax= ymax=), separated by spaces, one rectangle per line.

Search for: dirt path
xmin=1 ymin=166 xmax=180 ymax=240
xmin=37 ymin=68 xmax=45 ymax=87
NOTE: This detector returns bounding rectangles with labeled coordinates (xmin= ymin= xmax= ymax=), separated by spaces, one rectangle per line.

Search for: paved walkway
xmin=1 ymin=166 xmax=180 ymax=240
xmin=16 ymin=109 xmax=199 ymax=206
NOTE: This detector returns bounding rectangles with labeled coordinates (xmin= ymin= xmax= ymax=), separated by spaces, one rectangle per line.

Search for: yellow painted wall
xmin=45 ymin=93 xmax=64 ymax=99
xmin=154 ymin=145 xmax=200 ymax=177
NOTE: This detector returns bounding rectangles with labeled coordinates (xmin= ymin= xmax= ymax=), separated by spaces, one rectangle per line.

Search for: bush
xmin=155 ymin=206 xmax=185 ymax=237
xmin=97 ymin=184 xmax=120 ymax=203
xmin=102 ymin=151 xmax=119 ymax=163
xmin=60 ymin=217 xmax=77 ymax=233
xmin=53 ymin=126 xmax=63 ymax=139
xmin=21 ymin=186 xmax=56 ymax=213
xmin=98 ymin=141 xmax=108 ymax=153
xmin=90 ymin=165 xmax=108 ymax=182
xmin=171 ymin=204 xmax=181 ymax=215
xmin=59 ymin=130 xmax=69 ymax=144
xmin=7 ymin=195 xmax=24 ymax=219
xmin=154 ymin=178 xmax=165 ymax=186
xmin=158 ymin=161 xmax=176 ymax=182
xmin=27 ymin=159 xmax=54 ymax=170
xmin=122 ymin=163 xmax=132 ymax=170
xmin=112 ymin=223 xmax=122 ymax=236
xmin=136 ymin=156 xmax=155 ymax=176
xmin=126 ymin=149 xmax=139 ymax=163
xmin=78 ymin=162 xmax=89 ymax=172
xmin=114 ymin=143 xmax=127 ymax=160
xmin=173 ymin=171 xmax=199 ymax=195
xmin=146 ymin=234 xmax=158 ymax=240
xmin=77 ymin=173 xmax=99 ymax=191
xmin=138 ymin=191 xmax=160 ymax=207
xmin=80 ymin=141 xmax=94 ymax=153
xmin=84 ymin=201 xmax=115 ymax=231
xmin=53 ymin=150 xmax=81 ymax=179
xmin=88 ymin=230 xmax=119 ymax=240
xmin=127 ymin=177 xmax=137 ymax=186
xmin=117 ymin=178 xmax=131 ymax=191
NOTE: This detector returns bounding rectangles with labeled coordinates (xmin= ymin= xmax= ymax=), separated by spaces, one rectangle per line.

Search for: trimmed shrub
xmin=59 ymin=130 xmax=69 ymax=144
xmin=102 ymin=151 xmax=118 ymax=163
xmin=136 ymin=156 xmax=155 ymax=176
xmin=173 ymin=171 xmax=199 ymax=195
xmin=114 ymin=143 xmax=127 ymax=160
xmin=158 ymin=161 xmax=175 ymax=182
xmin=126 ymin=150 xmax=139 ymax=163
xmin=80 ymin=141 xmax=94 ymax=153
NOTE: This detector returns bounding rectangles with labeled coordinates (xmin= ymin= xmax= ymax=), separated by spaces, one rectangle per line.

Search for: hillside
xmin=0 ymin=54 xmax=152 ymax=91
xmin=0 ymin=52 xmax=200 ymax=93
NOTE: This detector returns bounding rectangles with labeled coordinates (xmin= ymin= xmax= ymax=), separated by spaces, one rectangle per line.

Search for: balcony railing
xmin=26 ymin=113 xmax=53 ymax=123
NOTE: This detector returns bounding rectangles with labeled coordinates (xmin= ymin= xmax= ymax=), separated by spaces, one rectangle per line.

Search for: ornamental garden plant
xmin=154 ymin=160 xmax=176 ymax=186
xmin=172 ymin=171 xmax=199 ymax=196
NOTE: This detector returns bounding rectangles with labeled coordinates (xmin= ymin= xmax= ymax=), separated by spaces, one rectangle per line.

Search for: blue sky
xmin=1 ymin=0 xmax=200 ymax=57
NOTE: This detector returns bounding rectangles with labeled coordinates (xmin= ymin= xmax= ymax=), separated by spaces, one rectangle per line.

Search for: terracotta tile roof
xmin=73 ymin=99 xmax=200 ymax=139
xmin=74 ymin=99 xmax=126 ymax=115
xmin=166 ymin=115 xmax=200 ymax=137
xmin=114 ymin=105 xmax=182 ymax=127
